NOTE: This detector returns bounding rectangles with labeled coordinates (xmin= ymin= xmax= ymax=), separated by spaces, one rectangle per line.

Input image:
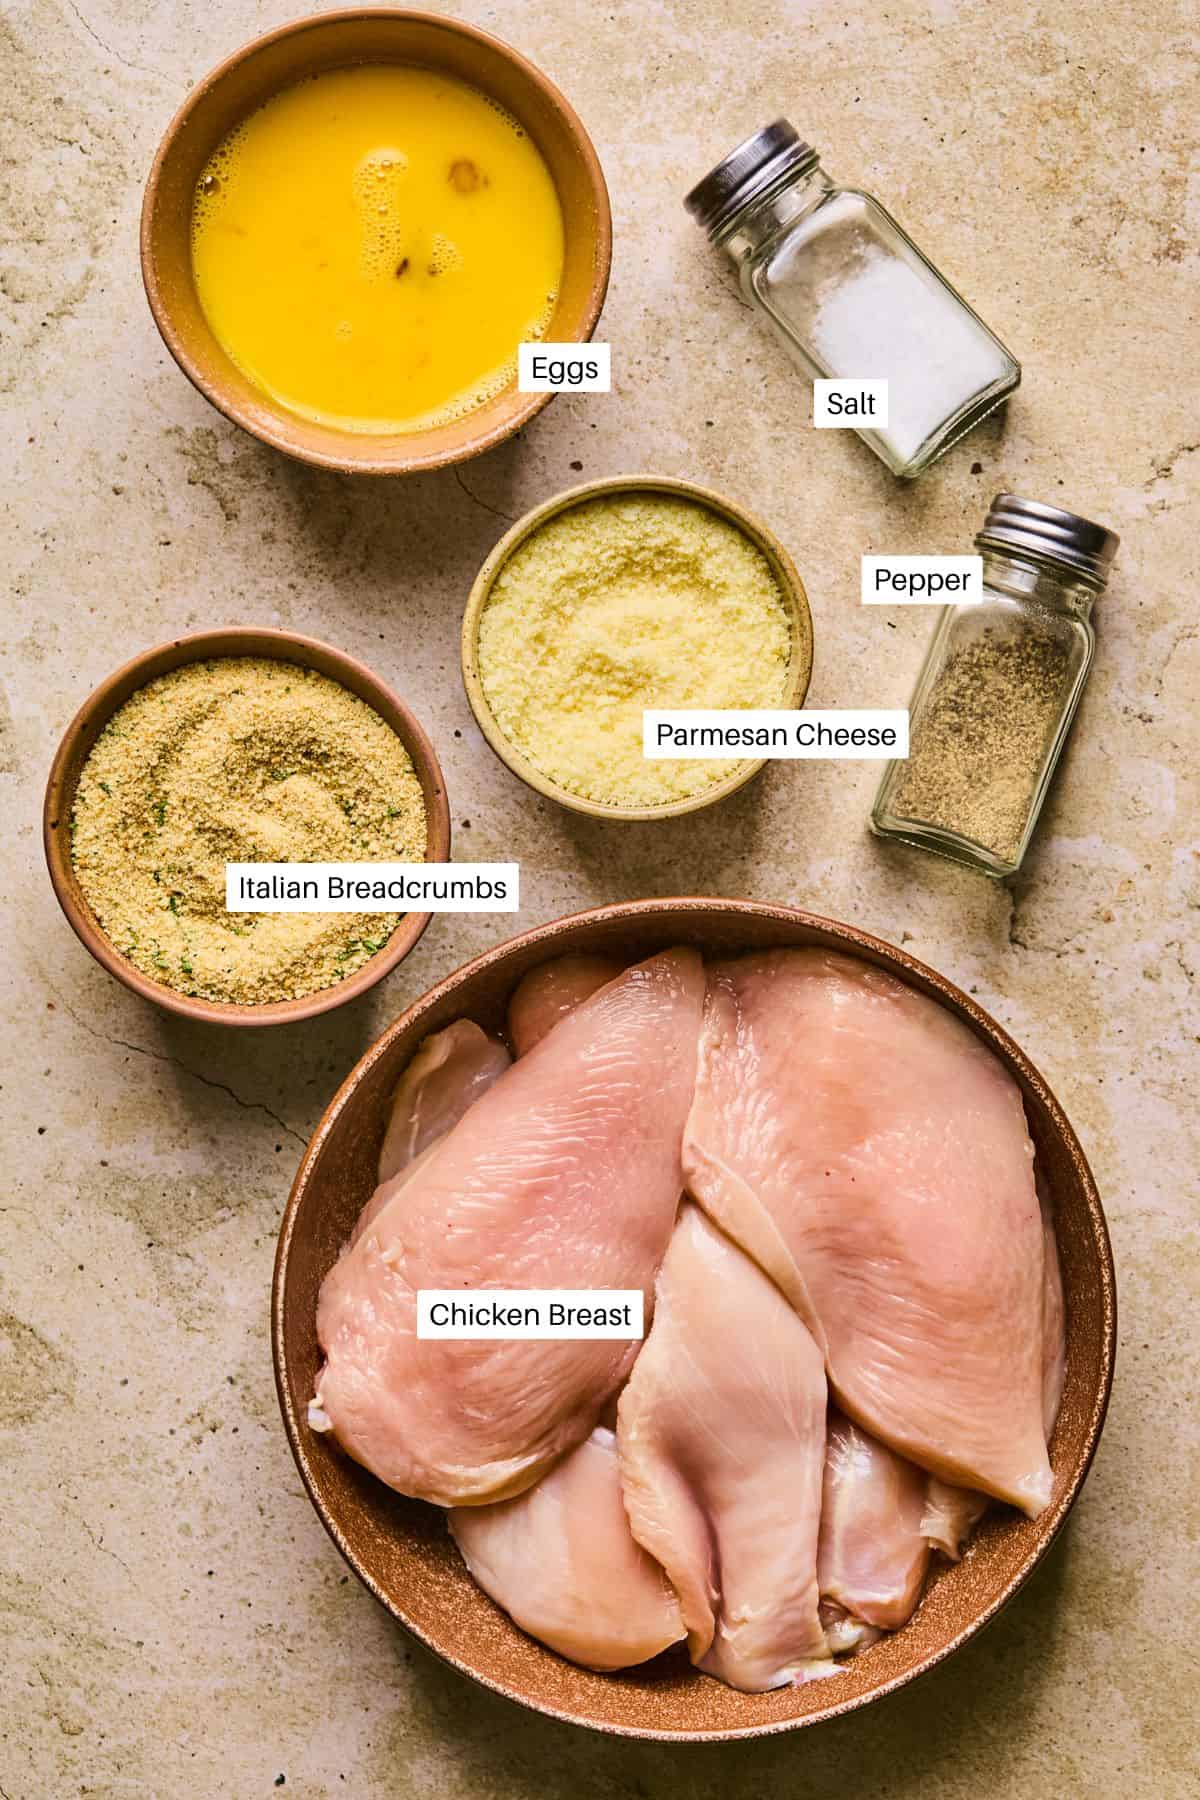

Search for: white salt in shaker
xmin=686 ymin=121 xmax=1020 ymax=477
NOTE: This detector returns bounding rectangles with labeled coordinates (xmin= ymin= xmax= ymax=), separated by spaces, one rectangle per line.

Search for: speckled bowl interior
xmin=272 ymin=898 xmax=1115 ymax=1740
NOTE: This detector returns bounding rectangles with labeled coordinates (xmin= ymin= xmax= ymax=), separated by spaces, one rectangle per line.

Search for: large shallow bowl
xmin=44 ymin=627 xmax=450 ymax=1027
xmin=141 ymin=8 xmax=611 ymax=474
xmin=273 ymin=898 xmax=1115 ymax=1739
xmin=461 ymin=476 xmax=814 ymax=821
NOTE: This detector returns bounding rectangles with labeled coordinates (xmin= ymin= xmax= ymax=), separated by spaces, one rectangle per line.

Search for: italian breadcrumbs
xmin=70 ymin=657 xmax=426 ymax=1005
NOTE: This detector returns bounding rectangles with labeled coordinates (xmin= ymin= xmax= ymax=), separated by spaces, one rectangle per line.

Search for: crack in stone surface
xmin=452 ymin=466 xmax=515 ymax=524
xmin=1167 ymin=938 xmax=1196 ymax=984
xmin=62 ymin=0 xmax=168 ymax=82
xmin=1154 ymin=624 xmax=1200 ymax=696
xmin=1148 ymin=442 xmax=1200 ymax=485
xmin=1005 ymin=888 xmax=1084 ymax=958
xmin=51 ymin=993 xmax=306 ymax=1148
xmin=72 ymin=1507 xmax=132 ymax=1579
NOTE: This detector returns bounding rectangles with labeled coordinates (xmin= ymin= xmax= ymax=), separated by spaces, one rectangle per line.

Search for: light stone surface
xmin=3 ymin=0 xmax=1197 ymax=1793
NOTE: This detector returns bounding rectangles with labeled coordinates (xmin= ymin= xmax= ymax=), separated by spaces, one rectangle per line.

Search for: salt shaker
xmin=685 ymin=121 xmax=1020 ymax=477
xmin=871 ymin=495 xmax=1120 ymax=876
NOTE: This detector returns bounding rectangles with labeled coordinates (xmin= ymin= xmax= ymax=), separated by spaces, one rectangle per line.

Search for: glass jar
xmin=871 ymin=495 xmax=1120 ymax=877
xmin=685 ymin=121 xmax=1021 ymax=478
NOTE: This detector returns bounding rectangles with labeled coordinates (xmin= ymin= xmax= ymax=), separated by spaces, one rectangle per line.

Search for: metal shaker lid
xmin=976 ymin=494 xmax=1120 ymax=588
xmin=684 ymin=120 xmax=817 ymax=239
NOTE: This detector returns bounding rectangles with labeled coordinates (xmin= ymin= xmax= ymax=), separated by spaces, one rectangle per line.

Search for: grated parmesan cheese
xmin=477 ymin=493 xmax=793 ymax=808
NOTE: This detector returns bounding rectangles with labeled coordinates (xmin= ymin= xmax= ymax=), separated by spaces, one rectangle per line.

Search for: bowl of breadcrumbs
xmin=44 ymin=628 xmax=450 ymax=1025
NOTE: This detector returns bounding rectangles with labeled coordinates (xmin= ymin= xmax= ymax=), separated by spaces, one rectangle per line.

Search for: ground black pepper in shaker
xmin=871 ymin=495 xmax=1119 ymax=876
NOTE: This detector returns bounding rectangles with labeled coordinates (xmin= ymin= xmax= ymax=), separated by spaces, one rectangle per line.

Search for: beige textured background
xmin=3 ymin=0 xmax=1197 ymax=1793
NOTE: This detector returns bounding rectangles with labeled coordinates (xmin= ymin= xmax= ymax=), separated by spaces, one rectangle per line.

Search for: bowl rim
xmin=460 ymin=475 xmax=816 ymax=821
xmin=139 ymin=6 xmax=613 ymax=476
xmin=272 ymin=895 xmax=1116 ymax=1738
xmin=43 ymin=625 xmax=452 ymax=1027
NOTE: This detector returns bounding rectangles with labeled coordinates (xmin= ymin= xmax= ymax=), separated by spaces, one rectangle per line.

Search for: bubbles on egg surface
xmin=353 ymin=145 xmax=408 ymax=185
xmin=351 ymin=146 xmax=411 ymax=281
xmin=478 ymin=92 xmax=527 ymax=142
xmin=427 ymin=234 xmax=463 ymax=277
xmin=522 ymin=289 xmax=559 ymax=342
xmin=192 ymin=124 xmax=249 ymax=240
xmin=423 ymin=354 xmax=517 ymax=428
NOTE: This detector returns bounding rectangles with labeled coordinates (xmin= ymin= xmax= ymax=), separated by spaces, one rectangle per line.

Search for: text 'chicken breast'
xmin=313 ymin=948 xmax=704 ymax=1506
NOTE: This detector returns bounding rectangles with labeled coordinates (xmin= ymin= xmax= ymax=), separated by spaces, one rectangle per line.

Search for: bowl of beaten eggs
xmin=141 ymin=10 xmax=611 ymax=474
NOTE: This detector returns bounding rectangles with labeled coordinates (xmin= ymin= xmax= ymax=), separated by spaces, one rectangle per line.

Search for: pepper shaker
xmin=871 ymin=495 xmax=1120 ymax=876
xmin=686 ymin=121 xmax=1021 ymax=478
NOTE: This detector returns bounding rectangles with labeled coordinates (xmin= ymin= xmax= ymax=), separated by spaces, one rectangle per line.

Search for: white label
xmin=225 ymin=863 xmax=519 ymax=912
xmin=862 ymin=554 xmax=983 ymax=605
xmin=417 ymin=1289 xmax=644 ymax=1340
xmin=518 ymin=342 xmax=611 ymax=392
xmin=814 ymin=378 xmax=889 ymax=428
xmin=643 ymin=710 xmax=908 ymax=760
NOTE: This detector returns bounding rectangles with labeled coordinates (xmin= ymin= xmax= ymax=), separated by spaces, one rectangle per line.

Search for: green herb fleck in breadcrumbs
xmin=71 ymin=657 xmax=427 ymax=1005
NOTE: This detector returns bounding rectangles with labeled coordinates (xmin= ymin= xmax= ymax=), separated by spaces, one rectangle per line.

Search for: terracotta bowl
xmin=461 ymin=476 xmax=815 ymax=820
xmin=273 ymin=897 xmax=1115 ymax=1739
xmin=141 ymin=8 xmax=612 ymax=474
xmin=43 ymin=627 xmax=451 ymax=1027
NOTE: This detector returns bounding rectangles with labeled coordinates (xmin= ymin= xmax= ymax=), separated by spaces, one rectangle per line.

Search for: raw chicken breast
xmin=449 ymin=1427 xmax=684 ymax=1671
xmin=508 ymin=954 xmax=623 ymax=1057
xmin=341 ymin=1022 xmax=511 ymax=1252
xmin=921 ymin=1480 xmax=989 ymax=1561
xmin=818 ymin=1408 xmax=930 ymax=1632
xmin=923 ymin=1189 xmax=1068 ymax=1557
xmin=1040 ymin=1191 xmax=1067 ymax=1436
xmin=618 ymin=1204 xmax=833 ymax=1692
xmin=684 ymin=950 xmax=1052 ymax=1516
xmin=819 ymin=1606 xmax=881 ymax=1657
xmin=377 ymin=1021 xmax=510 ymax=1184
xmin=314 ymin=948 xmax=703 ymax=1506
